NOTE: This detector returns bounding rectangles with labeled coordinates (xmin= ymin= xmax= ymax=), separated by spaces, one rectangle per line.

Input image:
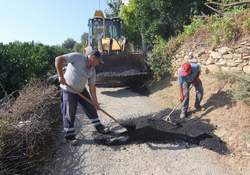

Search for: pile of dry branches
xmin=0 ymin=80 xmax=61 ymax=175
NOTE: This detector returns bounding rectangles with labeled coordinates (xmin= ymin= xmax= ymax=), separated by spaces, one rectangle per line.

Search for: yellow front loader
xmin=86 ymin=10 xmax=149 ymax=86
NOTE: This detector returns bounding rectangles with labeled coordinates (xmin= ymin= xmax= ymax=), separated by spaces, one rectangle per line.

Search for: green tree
xmin=119 ymin=0 xmax=210 ymax=47
xmin=73 ymin=42 xmax=83 ymax=53
xmin=62 ymin=38 xmax=77 ymax=50
xmin=0 ymin=42 xmax=67 ymax=98
xmin=105 ymin=0 xmax=123 ymax=17
xmin=81 ymin=32 xmax=89 ymax=45
xmin=119 ymin=0 xmax=141 ymax=46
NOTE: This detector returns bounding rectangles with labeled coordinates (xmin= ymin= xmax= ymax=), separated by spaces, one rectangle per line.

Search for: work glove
xmin=179 ymin=94 xmax=185 ymax=102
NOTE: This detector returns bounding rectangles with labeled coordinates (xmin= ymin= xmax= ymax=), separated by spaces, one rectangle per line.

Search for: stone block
xmin=221 ymin=66 xmax=230 ymax=72
xmin=243 ymin=65 xmax=250 ymax=74
xmin=217 ymin=47 xmax=232 ymax=55
xmin=209 ymin=51 xmax=222 ymax=59
xmin=206 ymin=65 xmax=221 ymax=73
xmin=230 ymin=67 xmax=242 ymax=72
xmin=216 ymin=59 xmax=226 ymax=66
xmin=223 ymin=54 xmax=233 ymax=60
xmin=226 ymin=60 xmax=238 ymax=67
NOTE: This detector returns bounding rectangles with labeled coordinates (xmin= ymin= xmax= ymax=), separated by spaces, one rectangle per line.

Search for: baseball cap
xmin=180 ymin=63 xmax=191 ymax=77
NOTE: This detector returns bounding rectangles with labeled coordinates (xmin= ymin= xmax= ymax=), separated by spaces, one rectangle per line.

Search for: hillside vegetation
xmin=150 ymin=9 xmax=250 ymax=79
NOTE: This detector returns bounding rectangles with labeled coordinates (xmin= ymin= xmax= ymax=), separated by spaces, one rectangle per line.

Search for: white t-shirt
xmin=60 ymin=52 xmax=96 ymax=93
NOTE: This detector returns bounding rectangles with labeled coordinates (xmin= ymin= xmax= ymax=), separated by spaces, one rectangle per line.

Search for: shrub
xmin=244 ymin=17 xmax=250 ymax=32
xmin=148 ymin=36 xmax=172 ymax=80
xmin=0 ymin=42 xmax=67 ymax=99
xmin=209 ymin=17 xmax=239 ymax=44
xmin=183 ymin=18 xmax=205 ymax=36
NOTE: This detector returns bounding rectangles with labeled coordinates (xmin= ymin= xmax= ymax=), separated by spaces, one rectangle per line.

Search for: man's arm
xmin=55 ymin=56 xmax=66 ymax=85
xmin=179 ymin=85 xmax=184 ymax=102
xmin=178 ymin=71 xmax=184 ymax=102
xmin=89 ymin=84 xmax=99 ymax=109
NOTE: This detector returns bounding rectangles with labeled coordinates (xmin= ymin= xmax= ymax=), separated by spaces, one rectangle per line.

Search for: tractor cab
xmin=88 ymin=10 xmax=125 ymax=53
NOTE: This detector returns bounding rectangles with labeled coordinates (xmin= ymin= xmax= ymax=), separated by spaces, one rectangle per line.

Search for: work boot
xmin=194 ymin=104 xmax=205 ymax=112
xmin=194 ymin=104 xmax=202 ymax=111
xmin=180 ymin=112 xmax=187 ymax=119
xmin=64 ymin=137 xmax=80 ymax=146
xmin=70 ymin=138 xmax=81 ymax=146
xmin=95 ymin=124 xmax=110 ymax=134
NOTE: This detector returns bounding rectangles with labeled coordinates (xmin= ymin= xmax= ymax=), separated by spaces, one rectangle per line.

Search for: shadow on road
xmin=147 ymin=77 xmax=176 ymax=94
xmin=101 ymin=85 xmax=150 ymax=97
xmin=101 ymin=88 xmax=141 ymax=97
xmin=197 ymin=89 xmax=235 ymax=119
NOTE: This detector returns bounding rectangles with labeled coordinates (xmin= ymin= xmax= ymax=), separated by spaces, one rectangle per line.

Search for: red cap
xmin=180 ymin=63 xmax=191 ymax=77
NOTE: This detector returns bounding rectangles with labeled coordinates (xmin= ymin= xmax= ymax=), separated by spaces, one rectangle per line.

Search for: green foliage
xmin=244 ymin=17 xmax=250 ymax=31
xmin=221 ymin=0 xmax=248 ymax=13
xmin=166 ymin=9 xmax=249 ymax=55
xmin=162 ymin=18 xmax=205 ymax=56
xmin=119 ymin=0 xmax=141 ymax=46
xmin=81 ymin=32 xmax=89 ymax=45
xmin=73 ymin=42 xmax=83 ymax=53
xmin=119 ymin=0 xmax=210 ymax=47
xmin=148 ymin=37 xmax=172 ymax=80
xmin=209 ymin=17 xmax=238 ymax=44
xmin=183 ymin=18 xmax=205 ymax=36
xmin=106 ymin=0 xmax=123 ymax=17
xmin=0 ymin=42 xmax=67 ymax=99
xmin=62 ymin=38 xmax=77 ymax=50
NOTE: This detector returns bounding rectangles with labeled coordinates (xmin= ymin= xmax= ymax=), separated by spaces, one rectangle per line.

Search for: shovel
xmin=161 ymin=101 xmax=182 ymax=126
xmin=66 ymin=84 xmax=136 ymax=132
xmin=164 ymin=85 xmax=195 ymax=125
xmin=149 ymin=85 xmax=194 ymax=127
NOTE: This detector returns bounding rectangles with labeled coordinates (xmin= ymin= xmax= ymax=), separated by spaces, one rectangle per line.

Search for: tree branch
xmin=205 ymin=3 xmax=223 ymax=15
xmin=206 ymin=1 xmax=223 ymax=7
xmin=224 ymin=1 xmax=250 ymax=8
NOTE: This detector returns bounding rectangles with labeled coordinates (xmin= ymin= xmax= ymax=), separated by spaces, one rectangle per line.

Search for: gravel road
xmin=43 ymin=87 xmax=240 ymax=175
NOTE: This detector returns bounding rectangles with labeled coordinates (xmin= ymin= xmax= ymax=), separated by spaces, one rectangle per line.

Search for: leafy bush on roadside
xmin=161 ymin=9 xmax=250 ymax=62
xmin=148 ymin=36 xmax=172 ymax=80
xmin=165 ymin=18 xmax=205 ymax=55
xmin=209 ymin=17 xmax=239 ymax=44
xmin=0 ymin=42 xmax=67 ymax=99
xmin=183 ymin=18 xmax=205 ymax=37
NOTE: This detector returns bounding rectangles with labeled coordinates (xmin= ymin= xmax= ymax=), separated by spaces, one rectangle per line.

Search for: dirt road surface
xmin=43 ymin=87 xmax=241 ymax=175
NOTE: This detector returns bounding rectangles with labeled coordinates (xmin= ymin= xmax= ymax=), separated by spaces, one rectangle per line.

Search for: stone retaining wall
xmin=172 ymin=37 xmax=250 ymax=74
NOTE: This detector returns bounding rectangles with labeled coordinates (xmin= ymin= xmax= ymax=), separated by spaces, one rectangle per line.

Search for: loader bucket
xmin=95 ymin=53 xmax=150 ymax=86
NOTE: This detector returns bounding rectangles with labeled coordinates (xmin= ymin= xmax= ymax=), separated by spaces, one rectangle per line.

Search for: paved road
xmin=43 ymin=87 xmax=239 ymax=175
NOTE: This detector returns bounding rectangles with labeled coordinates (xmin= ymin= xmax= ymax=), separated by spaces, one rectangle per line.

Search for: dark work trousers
xmin=181 ymin=79 xmax=203 ymax=114
xmin=60 ymin=88 xmax=101 ymax=140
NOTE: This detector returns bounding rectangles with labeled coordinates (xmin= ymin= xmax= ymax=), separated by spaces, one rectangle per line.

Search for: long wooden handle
xmin=66 ymin=84 xmax=121 ymax=124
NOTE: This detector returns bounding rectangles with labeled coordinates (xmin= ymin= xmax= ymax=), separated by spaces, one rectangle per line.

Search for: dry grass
xmin=215 ymin=72 xmax=250 ymax=106
xmin=0 ymin=80 xmax=61 ymax=175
